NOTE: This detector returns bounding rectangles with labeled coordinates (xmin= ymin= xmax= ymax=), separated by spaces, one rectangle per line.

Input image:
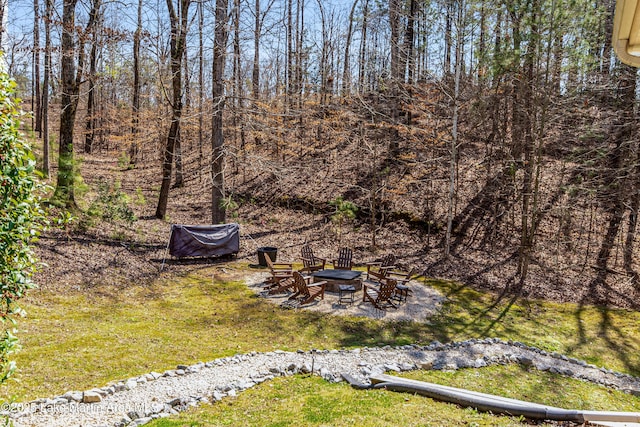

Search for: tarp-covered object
xmin=169 ymin=223 xmax=240 ymax=258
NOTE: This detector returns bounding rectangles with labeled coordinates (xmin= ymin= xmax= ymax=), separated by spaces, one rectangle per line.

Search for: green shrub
xmin=329 ymin=196 xmax=358 ymax=242
xmin=0 ymin=72 xmax=47 ymax=383
xmin=86 ymin=180 xmax=136 ymax=223
xmin=117 ymin=151 xmax=131 ymax=169
xmin=134 ymin=187 xmax=146 ymax=206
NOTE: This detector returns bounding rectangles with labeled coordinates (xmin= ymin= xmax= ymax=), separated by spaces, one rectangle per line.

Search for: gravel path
xmin=7 ymin=339 xmax=640 ymax=427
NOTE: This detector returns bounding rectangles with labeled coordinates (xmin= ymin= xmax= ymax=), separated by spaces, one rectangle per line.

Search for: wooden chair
xmin=387 ymin=267 xmax=418 ymax=304
xmin=300 ymin=244 xmax=326 ymax=274
xmin=365 ymin=254 xmax=396 ymax=280
xmin=289 ymin=271 xmax=326 ymax=305
xmin=331 ymin=247 xmax=353 ymax=270
xmin=267 ymin=276 xmax=297 ymax=295
xmin=363 ymin=278 xmax=398 ymax=310
xmin=263 ymin=253 xmax=294 ymax=291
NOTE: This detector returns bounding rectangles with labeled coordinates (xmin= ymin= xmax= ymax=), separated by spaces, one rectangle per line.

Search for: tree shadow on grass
xmin=567 ymin=268 xmax=640 ymax=376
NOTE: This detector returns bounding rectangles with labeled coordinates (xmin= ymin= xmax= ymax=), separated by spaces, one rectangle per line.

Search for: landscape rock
xmin=10 ymin=340 xmax=640 ymax=427
xmin=82 ymin=391 xmax=102 ymax=403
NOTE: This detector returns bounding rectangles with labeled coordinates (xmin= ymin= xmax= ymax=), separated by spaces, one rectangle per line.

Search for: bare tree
xmin=286 ymin=0 xmax=293 ymax=109
xmin=0 ymin=0 xmax=6 ymax=49
xmin=53 ymin=0 xmax=95 ymax=207
xmin=155 ymin=0 xmax=192 ymax=219
xmin=445 ymin=0 xmax=464 ymax=258
xmin=357 ymin=0 xmax=369 ymax=93
xmin=444 ymin=0 xmax=453 ymax=75
xmin=33 ymin=0 xmax=42 ymax=135
xmin=251 ymin=0 xmax=277 ymax=100
xmin=211 ymin=0 xmax=229 ymax=223
xmin=84 ymin=0 xmax=102 ymax=154
xmin=41 ymin=0 xmax=52 ymax=176
xmin=341 ymin=0 xmax=358 ymax=96
xmin=402 ymin=0 xmax=417 ymax=84
xmin=252 ymin=0 xmax=261 ymax=100
xmin=316 ymin=0 xmax=328 ymax=106
xmin=130 ymin=0 xmax=143 ymax=166
xmin=198 ymin=0 xmax=204 ymax=176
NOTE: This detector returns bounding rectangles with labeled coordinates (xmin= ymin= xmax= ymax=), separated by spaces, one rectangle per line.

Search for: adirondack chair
xmin=263 ymin=252 xmax=294 ymax=291
xmin=289 ymin=271 xmax=326 ymax=305
xmin=387 ymin=267 xmax=418 ymax=304
xmin=365 ymin=254 xmax=396 ymax=280
xmin=300 ymin=244 xmax=326 ymax=274
xmin=331 ymin=247 xmax=353 ymax=270
xmin=267 ymin=276 xmax=297 ymax=295
xmin=363 ymin=278 xmax=398 ymax=310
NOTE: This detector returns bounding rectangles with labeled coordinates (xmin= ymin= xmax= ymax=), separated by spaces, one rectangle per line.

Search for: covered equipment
xmin=168 ymin=223 xmax=240 ymax=258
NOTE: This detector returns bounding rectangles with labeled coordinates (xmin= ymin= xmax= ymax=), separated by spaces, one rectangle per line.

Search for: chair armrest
xmin=363 ymin=280 xmax=381 ymax=290
xmin=366 ymin=261 xmax=381 ymax=274
xmin=387 ymin=270 xmax=409 ymax=278
xmin=367 ymin=270 xmax=386 ymax=280
xmin=273 ymin=262 xmax=293 ymax=268
xmin=299 ymin=257 xmax=314 ymax=263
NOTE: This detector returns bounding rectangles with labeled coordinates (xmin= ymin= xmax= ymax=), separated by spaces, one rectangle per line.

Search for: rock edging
xmin=7 ymin=338 xmax=640 ymax=427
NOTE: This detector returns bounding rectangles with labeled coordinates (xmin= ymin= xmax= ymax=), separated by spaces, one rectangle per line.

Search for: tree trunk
xmin=515 ymin=0 xmax=542 ymax=284
xmin=625 ymin=186 xmax=639 ymax=273
xmin=389 ymin=0 xmax=401 ymax=154
xmin=130 ymin=0 xmax=142 ymax=166
xmin=232 ymin=0 xmax=245 ymax=157
xmin=174 ymin=138 xmax=183 ymax=188
xmin=342 ymin=0 xmax=358 ymax=97
xmin=358 ymin=0 xmax=369 ymax=93
xmin=295 ymin=0 xmax=304 ymax=110
xmin=84 ymin=35 xmax=98 ymax=153
xmin=174 ymin=47 xmax=188 ymax=189
xmin=317 ymin=0 xmax=327 ymax=106
xmin=198 ymin=0 xmax=204 ymax=178
xmin=84 ymin=0 xmax=101 ymax=155
xmin=445 ymin=0 xmax=464 ymax=258
xmin=0 ymin=0 xmax=6 ymax=48
xmin=155 ymin=0 xmax=191 ymax=219
xmin=211 ymin=0 xmax=229 ymax=224
xmin=403 ymin=0 xmax=417 ymax=84
xmin=444 ymin=0 xmax=453 ymax=76
xmin=477 ymin=2 xmax=486 ymax=83
xmin=53 ymin=0 xmax=80 ymax=208
xmin=286 ymin=0 xmax=293 ymax=110
xmin=252 ymin=0 xmax=260 ymax=100
xmin=42 ymin=0 xmax=52 ymax=176
xmin=33 ymin=0 xmax=42 ymax=135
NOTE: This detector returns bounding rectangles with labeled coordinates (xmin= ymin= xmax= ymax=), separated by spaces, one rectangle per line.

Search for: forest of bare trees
xmin=4 ymin=0 xmax=640 ymax=305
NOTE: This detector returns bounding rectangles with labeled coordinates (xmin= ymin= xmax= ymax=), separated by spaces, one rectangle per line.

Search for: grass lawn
xmin=148 ymin=366 xmax=640 ymax=427
xmin=2 ymin=261 xmax=640 ymax=425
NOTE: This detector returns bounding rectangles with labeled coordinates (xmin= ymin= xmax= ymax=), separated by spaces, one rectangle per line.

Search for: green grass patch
xmin=2 ymin=262 xmax=640 ymax=426
xmin=147 ymin=365 xmax=640 ymax=427
xmin=426 ymin=279 xmax=640 ymax=374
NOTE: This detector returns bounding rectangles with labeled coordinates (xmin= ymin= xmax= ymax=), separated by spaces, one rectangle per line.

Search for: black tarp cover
xmin=168 ymin=223 xmax=240 ymax=258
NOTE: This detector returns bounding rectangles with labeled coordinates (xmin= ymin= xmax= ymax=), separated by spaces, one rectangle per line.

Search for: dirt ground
xmin=32 ymin=150 xmax=640 ymax=312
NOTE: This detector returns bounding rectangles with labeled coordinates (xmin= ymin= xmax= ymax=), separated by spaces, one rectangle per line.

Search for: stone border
xmin=7 ymin=339 xmax=640 ymax=426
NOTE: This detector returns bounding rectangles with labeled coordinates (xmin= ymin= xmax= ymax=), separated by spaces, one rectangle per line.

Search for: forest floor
xmin=32 ymin=144 xmax=640 ymax=312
